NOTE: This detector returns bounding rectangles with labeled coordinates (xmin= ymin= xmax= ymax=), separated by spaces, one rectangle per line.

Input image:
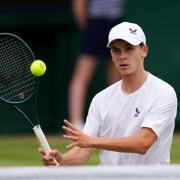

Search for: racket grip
xmin=33 ymin=125 xmax=51 ymax=154
xmin=33 ymin=125 xmax=59 ymax=166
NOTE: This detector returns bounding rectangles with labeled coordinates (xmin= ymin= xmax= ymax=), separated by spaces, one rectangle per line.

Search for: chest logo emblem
xmin=134 ymin=108 xmax=140 ymax=117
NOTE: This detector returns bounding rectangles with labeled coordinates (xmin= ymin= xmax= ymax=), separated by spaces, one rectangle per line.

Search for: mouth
xmin=120 ymin=64 xmax=128 ymax=67
xmin=119 ymin=64 xmax=129 ymax=71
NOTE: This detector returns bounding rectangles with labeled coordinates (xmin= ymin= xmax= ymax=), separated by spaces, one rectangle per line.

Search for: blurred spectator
xmin=68 ymin=0 xmax=126 ymax=129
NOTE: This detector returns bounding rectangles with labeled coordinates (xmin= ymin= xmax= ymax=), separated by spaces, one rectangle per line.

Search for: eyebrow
xmin=110 ymin=42 xmax=133 ymax=49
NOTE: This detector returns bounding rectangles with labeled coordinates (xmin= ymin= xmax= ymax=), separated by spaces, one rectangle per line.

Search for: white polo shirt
xmin=83 ymin=73 xmax=177 ymax=165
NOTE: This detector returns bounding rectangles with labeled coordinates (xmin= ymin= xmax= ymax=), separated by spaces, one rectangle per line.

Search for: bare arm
xmin=61 ymin=147 xmax=93 ymax=165
xmin=39 ymin=146 xmax=93 ymax=166
xmin=63 ymin=120 xmax=157 ymax=154
xmin=91 ymin=128 xmax=157 ymax=154
xmin=72 ymin=0 xmax=87 ymax=28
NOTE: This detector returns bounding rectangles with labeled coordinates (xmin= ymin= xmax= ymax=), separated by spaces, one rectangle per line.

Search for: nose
xmin=118 ymin=51 xmax=126 ymax=61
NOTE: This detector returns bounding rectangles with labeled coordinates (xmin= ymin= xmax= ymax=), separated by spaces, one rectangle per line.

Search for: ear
xmin=142 ymin=45 xmax=148 ymax=58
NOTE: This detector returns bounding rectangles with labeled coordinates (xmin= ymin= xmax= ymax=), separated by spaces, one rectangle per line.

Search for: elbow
xmin=137 ymin=142 xmax=153 ymax=155
xmin=136 ymin=130 xmax=157 ymax=154
xmin=138 ymin=146 xmax=150 ymax=154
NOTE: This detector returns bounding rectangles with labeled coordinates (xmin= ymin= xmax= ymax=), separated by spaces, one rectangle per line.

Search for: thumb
xmin=50 ymin=149 xmax=63 ymax=164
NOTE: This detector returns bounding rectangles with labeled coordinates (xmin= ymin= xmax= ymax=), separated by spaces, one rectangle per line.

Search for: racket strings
xmin=0 ymin=78 xmax=35 ymax=99
xmin=0 ymin=38 xmax=26 ymax=73
xmin=0 ymin=35 xmax=37 ymax=103
xmin=0 ymin=37 xmax=31 ymax=76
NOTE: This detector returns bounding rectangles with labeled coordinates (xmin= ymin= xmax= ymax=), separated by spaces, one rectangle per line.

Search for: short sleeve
xmin=83 ymin=96 xmax=101 ymax=136
xmin=141 ymin=89 xmax=177 ymax=137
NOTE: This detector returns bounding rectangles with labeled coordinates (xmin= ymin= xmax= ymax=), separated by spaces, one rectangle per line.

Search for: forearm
xmin=72 ymin=0 xmax=86 ymax=28
xmin=61 ymin=147 xmax=92 ymax=165
xmin=62 ymin=121 xmax=157 ymax=155
xmin=92 ymin=135 xmax=153 ymax=154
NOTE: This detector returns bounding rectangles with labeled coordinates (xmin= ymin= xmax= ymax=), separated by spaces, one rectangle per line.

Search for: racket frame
xmin=0 ymin=32 xmax=54 ymax=159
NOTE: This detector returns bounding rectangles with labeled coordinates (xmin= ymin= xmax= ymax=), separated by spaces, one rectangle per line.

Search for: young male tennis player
xmin=39 ymin=22 xmax=177 ymax=165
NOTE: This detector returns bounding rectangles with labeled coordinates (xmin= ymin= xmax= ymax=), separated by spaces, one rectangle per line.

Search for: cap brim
xmin=107 ymin=36 xmax=141 ymax=47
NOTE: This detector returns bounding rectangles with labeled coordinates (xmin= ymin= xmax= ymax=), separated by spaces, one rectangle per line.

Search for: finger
xmin=66 ymin=142 xmax=79 ymax=149
xmin=53 ymin=149 xmax=62 ymax=163
xmin=43 ymin=157 xmax=53 ymax=164
xmin=44 ymin=150 xmax=60 ymax=166
xmin=38 ymin=147 xmax=46 ymax=156
xmin=43 ymin=160 xmax=49 ymax=166
xmin=43 ymin=154 xmax=54 ymax=161
xmin=62 ymin=126 xmax=79 ymax=136
xmin=43 ymin=159 xmax=57 ymax=166
xmin=64 ymin=119 xmax=79 ymax=131
xmin=62 ymin=134 xmax=78 ymax=141
xmin=49 ymin=149 xmax=59 ymax=158
xmin=42 ymin=157 xmax=54 ymax=166
xmin=40 ymin=149 xmax=59 ymax=166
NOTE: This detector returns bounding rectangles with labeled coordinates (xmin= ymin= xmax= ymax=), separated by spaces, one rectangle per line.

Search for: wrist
xmin=91 ymin=136 xmax=98 ymax=148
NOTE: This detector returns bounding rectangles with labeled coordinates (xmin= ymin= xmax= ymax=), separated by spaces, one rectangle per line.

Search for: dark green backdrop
xmin=0 ymin=0 xmax=179 ymax=134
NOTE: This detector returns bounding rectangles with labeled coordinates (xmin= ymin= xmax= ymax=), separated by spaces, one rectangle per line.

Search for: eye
xmin=125 ymin=46 xmax=134 ymax=51
xmin=111 ymin=48 xmax=120 ymax=53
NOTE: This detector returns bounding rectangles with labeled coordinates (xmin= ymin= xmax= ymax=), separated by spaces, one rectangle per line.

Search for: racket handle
xmin=33 ymin=125 xmax=59 ymax=166
xmin=33 ymin=125 xmax=51 ymax=154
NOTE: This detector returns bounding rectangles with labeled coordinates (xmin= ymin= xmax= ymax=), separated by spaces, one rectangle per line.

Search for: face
xmin=109 ymin=40 xmax=148 ymax=77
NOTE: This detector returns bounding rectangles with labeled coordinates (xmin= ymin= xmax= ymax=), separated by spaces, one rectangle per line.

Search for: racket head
xmin=0 ymin=33 xmax=38 ymax=104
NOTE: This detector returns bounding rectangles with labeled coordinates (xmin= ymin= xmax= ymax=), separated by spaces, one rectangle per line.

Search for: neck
xmin=122 ymin=70 xmax=148 ymax=94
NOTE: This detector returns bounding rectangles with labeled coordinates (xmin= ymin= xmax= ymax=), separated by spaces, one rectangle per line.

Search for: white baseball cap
xmin=107 ymin=22 xmax=146 ymax=47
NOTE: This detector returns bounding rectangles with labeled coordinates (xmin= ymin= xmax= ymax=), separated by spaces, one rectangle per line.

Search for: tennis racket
xmin=0 ymin=33 xmax=53 ymax=157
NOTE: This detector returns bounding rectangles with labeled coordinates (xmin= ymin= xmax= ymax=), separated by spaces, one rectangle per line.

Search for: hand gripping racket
xmin=0 ymin=33 xmax=57 ymax=163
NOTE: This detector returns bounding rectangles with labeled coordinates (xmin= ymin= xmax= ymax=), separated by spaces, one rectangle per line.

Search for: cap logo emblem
xmin=129 ymin=28 xmax=137 ymax=35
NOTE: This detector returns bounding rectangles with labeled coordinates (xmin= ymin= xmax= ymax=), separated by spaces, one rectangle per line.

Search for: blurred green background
xmin=0 ymin=0 xmax=180 ymax=165
xmin=0 ymin=133 xmax=180 ymax=166
xmin=0 ymin=0 xmax=180 ymax=133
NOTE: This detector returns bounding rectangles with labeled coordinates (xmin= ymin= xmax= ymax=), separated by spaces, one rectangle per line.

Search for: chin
xmin=120 ymin=71 xmax=131 ymax=76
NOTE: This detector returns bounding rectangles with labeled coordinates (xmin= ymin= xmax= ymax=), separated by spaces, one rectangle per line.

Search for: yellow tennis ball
xmin=30 ymin=60 xmax=46 ymax=76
